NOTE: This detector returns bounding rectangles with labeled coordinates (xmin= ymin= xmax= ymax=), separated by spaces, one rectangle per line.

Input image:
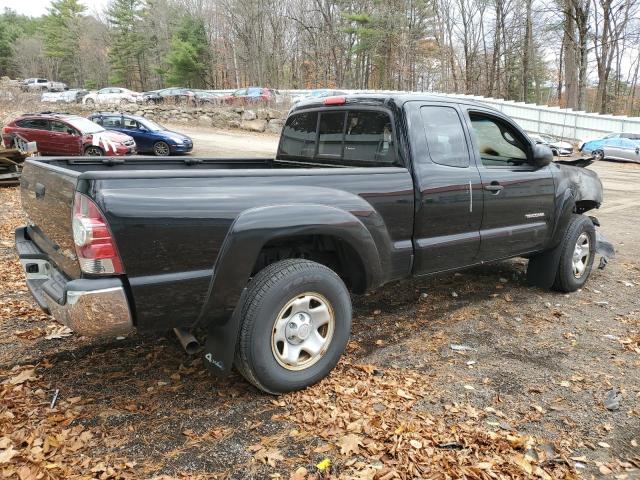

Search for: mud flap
xmin=526 ymin=243 xmax=563 ymax=289
xmin=202 ymin=287 xmax=247 ymax=377
xmin=527 ymin=217 xmax=614 ymax=288
xmin=595 ymin=231 xmax=615 ymax=269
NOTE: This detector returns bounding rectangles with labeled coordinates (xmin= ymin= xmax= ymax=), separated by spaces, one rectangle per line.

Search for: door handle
xmin=484 ymin=181 xmax=504 ymax=194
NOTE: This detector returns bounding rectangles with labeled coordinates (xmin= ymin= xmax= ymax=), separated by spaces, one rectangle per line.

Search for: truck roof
xmin=290 ymin=92 xmax=499 ymax=113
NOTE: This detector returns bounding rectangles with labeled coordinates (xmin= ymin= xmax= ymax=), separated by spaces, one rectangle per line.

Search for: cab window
xmin=420 ymin=106 xmax=469 ymax=168
xmin=279 ymin=109 xmax=397 ymax=166
xmin=469 ymin=113 xmax=528 ymax=167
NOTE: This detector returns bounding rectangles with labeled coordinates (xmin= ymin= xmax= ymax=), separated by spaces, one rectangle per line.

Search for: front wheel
xmin=552 ymin=214 xmax=596 ymax=292
xmin=84 ymin=146 xmax=103 ymax=156
xmin=85 ymin=98 xmax=94 ymax=105
xmin=593 ymin=149 xmax=604 ymax=161
xmin=153 ymin=141 xmax=170 ymax=156
xmin=234 ymin=259 xmax=352 ymax=394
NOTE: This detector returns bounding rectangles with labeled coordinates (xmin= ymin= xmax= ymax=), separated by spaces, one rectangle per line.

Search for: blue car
xmin=580 ymin=135 xmax=640 ymax=163
xmin=88 ymin=112 xmax=193 ymax=156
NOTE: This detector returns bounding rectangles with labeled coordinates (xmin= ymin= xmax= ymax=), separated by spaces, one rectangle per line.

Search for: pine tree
xmin=106 ymin=0 xmax=149 ymax=90
xmin=165 ymin=16 xmax=210 ymax=88
xmin=41 ymin=0 xmax=86 ymax=85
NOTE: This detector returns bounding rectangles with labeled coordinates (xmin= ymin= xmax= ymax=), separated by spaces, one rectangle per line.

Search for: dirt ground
xmin=0 ymin=128 xmax=639 ymax=479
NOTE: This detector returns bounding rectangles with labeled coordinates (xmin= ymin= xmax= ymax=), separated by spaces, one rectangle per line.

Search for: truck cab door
xmin=463 ymin=108 xmax=555 ymax=261
xmin=406 ymin=101 xmax=483 ymax=275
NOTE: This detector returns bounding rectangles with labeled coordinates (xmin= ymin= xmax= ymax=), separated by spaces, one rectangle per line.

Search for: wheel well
xmin=574 ymin=200 xmax=599 ymax=214
xmin=252 ymin=235 xmax=367 ymax=293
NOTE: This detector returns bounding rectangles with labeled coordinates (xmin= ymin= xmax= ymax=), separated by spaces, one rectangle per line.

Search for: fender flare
xmin=198 ymin=204 xmax=384 ymax=375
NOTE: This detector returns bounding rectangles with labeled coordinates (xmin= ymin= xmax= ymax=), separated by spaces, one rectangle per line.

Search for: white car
xmin=83 ymin=87 xmax=142 ymax=105
xmin=21 ymin=78 xmax=67 ymax=92
xmin=529 ymin=133 xmax=574 ymax=156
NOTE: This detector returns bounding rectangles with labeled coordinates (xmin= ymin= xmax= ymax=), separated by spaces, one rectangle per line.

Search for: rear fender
xmin=198 ymin=204 xmax=384 ymax=375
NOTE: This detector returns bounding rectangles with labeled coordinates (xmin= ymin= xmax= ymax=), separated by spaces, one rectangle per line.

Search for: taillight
xmin=72 ymin=192 xmax=124 ymax=275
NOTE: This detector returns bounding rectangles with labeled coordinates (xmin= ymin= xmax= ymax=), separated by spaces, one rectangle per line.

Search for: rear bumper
xmin=15 ymin=226 xmax=134 ymax=337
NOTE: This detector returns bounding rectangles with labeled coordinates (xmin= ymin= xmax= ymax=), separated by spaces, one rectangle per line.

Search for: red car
xmin=2 ymin=113 xmax=136 ymax=156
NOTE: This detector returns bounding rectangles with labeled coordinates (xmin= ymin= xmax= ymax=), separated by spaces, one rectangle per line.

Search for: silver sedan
xmin=581 ymin=137 xmax=640 ymax=163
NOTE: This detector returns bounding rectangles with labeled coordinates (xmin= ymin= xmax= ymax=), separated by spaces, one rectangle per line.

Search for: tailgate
xmin=20 ymin=160 xmax=81 ymax=279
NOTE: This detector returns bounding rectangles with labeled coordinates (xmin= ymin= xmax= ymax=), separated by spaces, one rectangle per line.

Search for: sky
xmin=0 ymin=0 xmax=109 ymax=17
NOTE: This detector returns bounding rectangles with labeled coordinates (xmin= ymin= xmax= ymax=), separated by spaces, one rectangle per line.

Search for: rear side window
xmin=280 ymin=111 xmax=318 ymax=159
xmin=16 ymin=119 xmax=49 ymax=130
xmin=420 ymin=106 xmax=470 ymax=168
xmin=279 ymin=109 xmax=397 ymax=166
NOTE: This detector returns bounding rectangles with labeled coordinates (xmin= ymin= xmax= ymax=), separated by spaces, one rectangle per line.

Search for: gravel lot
xmin=0 ymin=129 xmax=638 ymax=479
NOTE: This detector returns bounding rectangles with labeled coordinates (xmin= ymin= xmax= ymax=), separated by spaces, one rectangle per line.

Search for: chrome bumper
xmin=16 ymin=226 xmax=134 ymax=337
xmin=43 ymin=286 xmax=133 ymax=337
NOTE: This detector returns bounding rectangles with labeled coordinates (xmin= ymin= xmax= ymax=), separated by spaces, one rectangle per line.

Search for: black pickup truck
xmin=16 ymin=94 xmax=612 ymax=394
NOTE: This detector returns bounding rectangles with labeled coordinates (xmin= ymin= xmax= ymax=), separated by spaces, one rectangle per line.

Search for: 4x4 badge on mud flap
xmin=205 ymin=353 xmax=224 ymax=371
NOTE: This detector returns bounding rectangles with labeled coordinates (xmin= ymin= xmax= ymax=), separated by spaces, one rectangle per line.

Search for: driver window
xmin=50 ymin=121 xmax=72 ymax=134
xmin=469 ymin=113 xmax=528 ymax=167
xmin=123 ymin=118 xmax=138 ymax=129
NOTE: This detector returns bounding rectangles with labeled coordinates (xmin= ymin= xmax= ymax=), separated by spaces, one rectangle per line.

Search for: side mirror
xmin=530 ymin=144 xmax=553 ymax=168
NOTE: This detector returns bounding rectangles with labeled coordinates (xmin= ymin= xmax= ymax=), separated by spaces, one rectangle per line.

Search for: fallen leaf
xmin=0 ymin=446 xmax=17 ymax=464
xmin=338 ymin=434 xmax=361 ymax=456
xmin=8 ymin=368 xmax=36 ymax=385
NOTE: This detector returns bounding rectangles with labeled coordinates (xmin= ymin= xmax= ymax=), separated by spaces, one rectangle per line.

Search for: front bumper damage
xmin=15 ymin=226 xmax=134 ymax=337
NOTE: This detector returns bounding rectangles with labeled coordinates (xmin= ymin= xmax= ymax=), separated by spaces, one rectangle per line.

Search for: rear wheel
xmin=84 ymin=146 xmax=103 ymax=156
xmin=234 ymin=259 xmax=352 ymax=394
xmin=552 ymin=214 xmax=596 ymax=292
xmin=85 ymin=98 xmax=94 ymax=105
xmin=153 ymin=141 xmax=170 ymax=156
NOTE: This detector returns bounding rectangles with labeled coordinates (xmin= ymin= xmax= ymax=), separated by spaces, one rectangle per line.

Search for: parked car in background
xmin=143 ymin=87 xmax=196 ymax=105
xmin=221 ymin=87 xmax=283 ymax=105
xmin=291 ymin=89 xmax=347 ymax=104
xmin=529 ymin=133 xmax=574 ymax=156
xmin=193 ymin=90 xmax=224 ymax=105
xmin=580 ymin=136 xmax=640 ymax=163
xmin=2 ymin=113 xmax=136 ymax=156
xmin=88 ymin=112 xmax=192 ymax=156
xmin=83 ymin=87 xmax=142 ymax=105
xmin=578 ymin=132 xmax=640 ymax=151
xmin=21 ymin=78 xmax=67 ymax=92
xmin=41 ymin=89 xmax=89 ymax=104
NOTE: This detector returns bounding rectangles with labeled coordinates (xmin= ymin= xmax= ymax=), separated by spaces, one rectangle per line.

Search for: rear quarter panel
xmin=90 ymin=169 xmax=414 ymax=332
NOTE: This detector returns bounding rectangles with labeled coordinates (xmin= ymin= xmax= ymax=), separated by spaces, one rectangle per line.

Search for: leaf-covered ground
xmin=1 ymin=160 xmax=639 ymax=479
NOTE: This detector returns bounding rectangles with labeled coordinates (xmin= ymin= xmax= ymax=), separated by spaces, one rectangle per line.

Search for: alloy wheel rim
xmin=572 ymin=232 xmax=591 ymax=278
xmin=155 ymin=142 xmax=170 ymax=156
xmin=271 ymin=292 xmax=335 ymax=371
xmin=86 ymin=147 xmax=102 ymax=156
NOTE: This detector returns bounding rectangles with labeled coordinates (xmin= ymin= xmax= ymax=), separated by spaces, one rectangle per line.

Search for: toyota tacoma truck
xmin=15 ymin=94 xmax=613 ymax=394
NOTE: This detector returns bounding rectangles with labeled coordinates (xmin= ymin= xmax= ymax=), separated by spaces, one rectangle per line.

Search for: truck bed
xmin=32 ymin=156 xmax=346 ymax=175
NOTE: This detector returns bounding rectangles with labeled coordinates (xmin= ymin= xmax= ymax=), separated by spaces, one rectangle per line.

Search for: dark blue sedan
xmin=88 ymin=113 xmax=193 ymax=155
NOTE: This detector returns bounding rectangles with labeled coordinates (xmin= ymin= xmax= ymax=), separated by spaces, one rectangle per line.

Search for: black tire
xmin=593 ymin=149 xmax=604 ymax=161
xmin=84 ymin=145 xmax=104 ymax=156
xmin=234 ymin=259 xmax=352 ymax=394
xmin=85 ymin=98 xmax=94 ymax=105
xmin=552 ymin=214 xmax=596 ymax=292
xmin=153 ymin=141 xmax=171 ymax=156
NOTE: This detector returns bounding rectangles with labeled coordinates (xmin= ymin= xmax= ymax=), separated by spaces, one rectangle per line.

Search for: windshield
xmin=66 ymin=117 xmax=104 ymax=134
xmin=139 ymin=118 xmax=165 ymax=131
